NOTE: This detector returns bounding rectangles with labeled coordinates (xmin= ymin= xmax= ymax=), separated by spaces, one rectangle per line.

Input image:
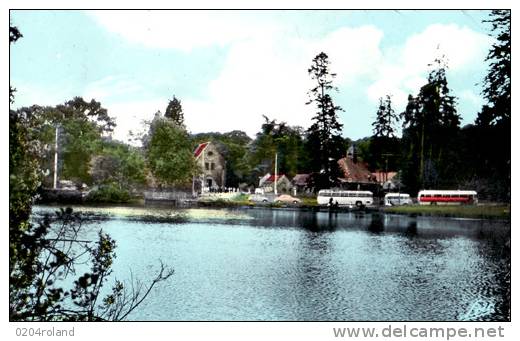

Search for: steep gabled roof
xmin=194 ymin=142 xmax=210 ymax=158
xmin=338 ymin=157 xmax=377 ymax=183
xmin=264 ymin=174 xmax=287 ymax=183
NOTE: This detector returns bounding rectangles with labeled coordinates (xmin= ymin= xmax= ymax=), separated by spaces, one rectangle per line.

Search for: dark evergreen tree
xmin=473 ymin=10 xmax=511 ymax=200
xmin=400 ymin=56 xmax=460 ymax=193
xmin=479 ymin=10 xmax=510 ymax=126
xmin=372 ymin=95 xmax=398 ymax=138
xmin=305 ymin=52 xmax=344 ymax=190
xmin=164 ymin=95 xmax=184 ymax=127
xmin=370 ymin=95 xmax=400 ymax=173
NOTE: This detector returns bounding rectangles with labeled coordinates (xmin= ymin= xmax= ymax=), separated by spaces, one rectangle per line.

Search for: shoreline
xmin=34 ymin=200 xmax=510 ymax=221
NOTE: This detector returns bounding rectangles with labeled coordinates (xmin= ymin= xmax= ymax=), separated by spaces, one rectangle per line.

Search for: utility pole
xmin=53 ymin=125 xmax=59 ymax=189
xmin=382 ymin=153 xmax=394 ymax=184
xmin=202 ymin=142 xmax=206 ymax=192
xmin=274 ymin=152 xmax=278 ymax=196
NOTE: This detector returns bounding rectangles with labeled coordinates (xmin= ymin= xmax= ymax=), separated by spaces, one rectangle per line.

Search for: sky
xmin=10 ymin=10 xmax=494 ymax=143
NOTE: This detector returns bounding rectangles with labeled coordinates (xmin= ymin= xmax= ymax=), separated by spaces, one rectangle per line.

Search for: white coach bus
xmin=317 ymin=189 xmax=374 ymax=207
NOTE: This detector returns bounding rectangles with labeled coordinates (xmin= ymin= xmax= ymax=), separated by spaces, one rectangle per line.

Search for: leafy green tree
xmin=164 ymin=95 xmax=184 ymax=127
xmin=145 ymin=115 xmax=197 ymax=187
xmin=87 ymin=140 xmax=147 ymax=203
xmin=10 ymin=23 xmax=22 ymax=103
xmin=14 ymin=98 xmax=115 ymax=186
xmin=10 ymin=26 xmax=173 ymax=321
xmin=305 ymin=52 xmax=344 ymax=189
xmin=247 ymin=116 xmax=307 ymax=182
xmin=90 ymin=140 xmax=147 ymax=189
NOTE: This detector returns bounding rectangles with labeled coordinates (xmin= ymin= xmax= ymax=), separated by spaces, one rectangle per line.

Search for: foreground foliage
xmin=10 ymin=23 xmax=173 ymax=321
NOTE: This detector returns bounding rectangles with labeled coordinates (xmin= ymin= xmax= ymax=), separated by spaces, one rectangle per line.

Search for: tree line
xmin=9 ymin=10 xmax=510 ymax=321
xmin=11 ymin=11 xmax=510 ymax=202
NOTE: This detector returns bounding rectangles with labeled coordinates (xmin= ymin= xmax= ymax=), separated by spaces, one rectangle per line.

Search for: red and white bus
xmin=417 ymin=190 xmax=478 ymax=205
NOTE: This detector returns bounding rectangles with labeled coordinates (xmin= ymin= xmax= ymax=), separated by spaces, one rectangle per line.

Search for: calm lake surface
xmin=34 ymin=205 xmax=510 ymax=321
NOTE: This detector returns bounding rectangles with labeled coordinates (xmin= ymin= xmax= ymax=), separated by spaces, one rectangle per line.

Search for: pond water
xmin=34 ymin=205 xmax=510 ymax=321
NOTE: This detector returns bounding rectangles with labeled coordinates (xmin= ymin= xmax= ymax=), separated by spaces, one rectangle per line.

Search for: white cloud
xmin=460 ymin=89 xmax=485 ymax=106
xmin=104 ymin=99 xmax=167 ymax=143
xmin=83 ymin=75 xmax=144 ymax=102
xmin=78 ymin=75 xmax=161 ymax=143
xmin=321 ymin=26 xmax=384 ymax=85
xmin=11 ymin=81 xmax=73 ymax=108
xmin=89 ymin=10 xmax=386 ymax=137
xmin=183 ymin=25 xmax=385 ymax=137
xmin=401 ymin=24 xmax=491 ymax=73
xmin=88 ymin=10 xmax=279 ymax=52
xmin=367 ymin=23 xmax=492 ymax=114
xmin=86 ymin=13 xmax=492 ymax=140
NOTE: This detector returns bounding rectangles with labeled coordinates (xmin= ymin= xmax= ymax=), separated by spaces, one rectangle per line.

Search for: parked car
xmin=249 ymin=194 xmax=269 ymax=203
xmin=275 ymin=194 xmax=301 ymax=204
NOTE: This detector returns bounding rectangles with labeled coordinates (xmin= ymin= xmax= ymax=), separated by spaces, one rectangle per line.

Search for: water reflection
xmin=368 ymin=214 xmax=384 ymax=234
xmin=33 ymin=206 xmax=510 ymax=321
xmin=405 ymin=221 xmax=418 ymax=238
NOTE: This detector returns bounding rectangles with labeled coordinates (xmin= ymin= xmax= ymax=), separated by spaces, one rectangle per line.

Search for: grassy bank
xmin=383 ymin=204 xmax=510 ymax=219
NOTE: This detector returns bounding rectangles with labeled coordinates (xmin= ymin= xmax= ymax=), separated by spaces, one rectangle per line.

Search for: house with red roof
xmin=260 ymin=173 xmax=293 ymax=193
xmin=193 ymin=141 xmax=226 ymax=192
xmin=337 ymin=145 xmax=378 ymax=189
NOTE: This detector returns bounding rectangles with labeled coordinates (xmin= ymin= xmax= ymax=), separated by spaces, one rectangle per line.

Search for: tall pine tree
xmin=473 ymin=10 xmax=510 ymax=200
xmin=164 ymin=95 xmax=185 ymax=127
xmin=370 ymin=95 xmax=400 ymax=172
xmin=400 ymin=56 xmax=460 ymax=192
xmin=305 ymin=52 xmax=344 ymax=190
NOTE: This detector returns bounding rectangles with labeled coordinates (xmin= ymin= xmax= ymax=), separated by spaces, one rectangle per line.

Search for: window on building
xmin=207 ymin=151 xmax=214 ymax=156
xmin=205 ymin=162 xmax=209 ymax=170
xmin=210 ymin=163 xmax=215 ymax=170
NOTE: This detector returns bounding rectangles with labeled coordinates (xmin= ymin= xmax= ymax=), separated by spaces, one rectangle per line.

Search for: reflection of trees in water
xmin=368 ymin=214 xmax=384 ymax=234
xmin=290 ymin=225 xmax=342 ymax=320
xmin=405 ymin=221 xmax=417 ymax=237
xmin=247 ymin=208 xmax=509 ymax=320
xmin=474 ymin=221 xmax=510 ymax=320
xmin=301 ymin=212 xmax=339 ymax=232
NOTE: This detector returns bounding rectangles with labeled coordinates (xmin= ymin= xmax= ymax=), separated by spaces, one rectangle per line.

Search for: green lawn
xmin=383 ymin=204 xmax=510 ymax=219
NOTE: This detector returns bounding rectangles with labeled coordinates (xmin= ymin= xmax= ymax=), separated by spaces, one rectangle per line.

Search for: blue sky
xmin=10 ymin=10 xmax=493 ymax=143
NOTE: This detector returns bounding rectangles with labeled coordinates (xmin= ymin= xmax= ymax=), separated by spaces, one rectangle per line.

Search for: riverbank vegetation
xmin=10 ymin=11 xmax=510 ymax=320
xmin=10 ymin=24 xmax=174 ymax=322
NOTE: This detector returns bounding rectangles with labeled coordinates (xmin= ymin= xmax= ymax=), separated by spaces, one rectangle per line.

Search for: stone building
xmin=193 ymin=142 xmax=226 ymax=192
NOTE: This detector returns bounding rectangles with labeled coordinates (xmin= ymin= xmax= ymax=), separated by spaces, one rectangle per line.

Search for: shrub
xmin=86 ymin=183 xmax=131 ymax=203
